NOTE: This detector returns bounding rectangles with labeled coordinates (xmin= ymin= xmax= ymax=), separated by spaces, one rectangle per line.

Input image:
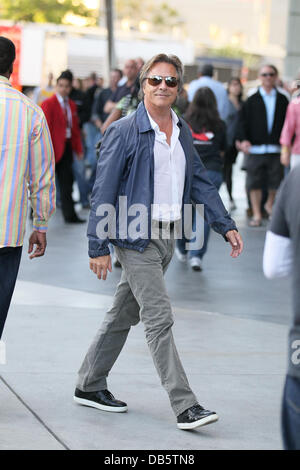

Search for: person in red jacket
xmin=42 ymin=72 xmax=85 ymax=223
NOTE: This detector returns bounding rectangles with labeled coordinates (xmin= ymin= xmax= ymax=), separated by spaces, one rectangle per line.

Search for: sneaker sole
xmin=177 ymin=413 xmax=219 ymax=430
xmin=191 ymin=265 xmax=202 ymax=271
xmin=73 ymin=396 xmax=128 ymax=413
xmin=175 ymin=250 xmax=187 ymax=263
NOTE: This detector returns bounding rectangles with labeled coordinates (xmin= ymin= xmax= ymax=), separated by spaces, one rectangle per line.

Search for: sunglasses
xmin=146 ymin=75 xmax=179 ymax=88
xmin=261 ymin=73 xmax=276 ymax=77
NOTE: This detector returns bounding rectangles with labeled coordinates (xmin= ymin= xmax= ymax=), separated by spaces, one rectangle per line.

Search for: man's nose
xmin=159 ymin=79 xmax=168 ymax=90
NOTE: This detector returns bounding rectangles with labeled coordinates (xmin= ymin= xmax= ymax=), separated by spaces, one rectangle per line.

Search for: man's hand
xmin=94 ymin=118 xmax=103 ymax=130
xmin=238 ymin=140 xmax=252 ymax=154
xmin=28 ymin=231 xmax=47 ymax=259
xmin=225 ymin=230 xmax=244 ymax=258
xmin=104 ymin=100 xmax=116 ymax=115
xmin=89 ymin=255 xmax=112 ymax=280
xmin=280 ymin=146 xmax=291 ymax=167
xmin=77 ymin=152 xmax=84 ymax=160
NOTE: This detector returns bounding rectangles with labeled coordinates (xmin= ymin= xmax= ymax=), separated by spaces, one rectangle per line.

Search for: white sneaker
xmin=189 ymin=257 xmax=202 ymax=271
xmin=175 ymin=247 xmax=187 ymax=263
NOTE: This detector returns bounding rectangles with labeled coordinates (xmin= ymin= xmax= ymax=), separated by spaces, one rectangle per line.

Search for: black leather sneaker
xmin=74 ymin=388 xmax=128 ymax=413
xmin=177 ymin=404 xmax=218 ymax=430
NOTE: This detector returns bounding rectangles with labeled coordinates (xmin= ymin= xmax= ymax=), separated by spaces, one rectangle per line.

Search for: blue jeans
xmin=282 ymin=374 xmax=300 ymax=450
xmin=177 ymin=170 xmax=223 ymax=259
xmin=72 ymin=157 xmax=89 ymax=206
xmin=0 ymin=246 xmax=22 ymax=339
xmin=83 ymin=122 xmax=100 ymax=166
xmin=57 ymin=157 xmax=91 ymax=207
xmin=83 ymin=122 xmax=101 ymax=193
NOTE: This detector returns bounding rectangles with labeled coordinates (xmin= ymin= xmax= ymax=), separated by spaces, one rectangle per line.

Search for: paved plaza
xmin=0 ymin=160 xmax=291 ymax=450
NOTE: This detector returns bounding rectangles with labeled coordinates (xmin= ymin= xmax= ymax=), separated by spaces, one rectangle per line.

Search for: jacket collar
xmin=259 ymin=86 xmax=277 ymax=98
xmin=136 ymin=101 xmax=183 ymax=133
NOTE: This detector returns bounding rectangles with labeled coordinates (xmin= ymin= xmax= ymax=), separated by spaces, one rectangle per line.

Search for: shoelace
xmin=189 ymin=404 xmax=204 ymax=414
xmin=103 ymin=390 xmax=114 ymax=400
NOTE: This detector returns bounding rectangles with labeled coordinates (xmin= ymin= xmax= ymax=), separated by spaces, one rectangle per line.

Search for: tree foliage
xmin=115 ymin=0 xmax=181 ymax=31
xmin=0 ymin=0 xmax=180 ymax=31
xmin=0 ymin=0 xmax=96 ymax=24
xmin=209 ymin=45 xmax=259 ymax=68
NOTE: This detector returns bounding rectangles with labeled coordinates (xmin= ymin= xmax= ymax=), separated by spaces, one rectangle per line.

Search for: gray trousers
xmin=77 ymin=234 xmax=198 ymax=417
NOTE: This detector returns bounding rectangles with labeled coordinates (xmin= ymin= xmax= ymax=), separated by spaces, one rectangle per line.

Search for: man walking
xmin=74 ymin=54 xmax=243 ymax=430
xmin=263 ymin=165 xmax=300 ymax=449
xmin=237 ymin=64 xmax=288 ymax=226
xmin=188 ymin=64 xmax=230 ymax=120
xmin=0 ymin=36 xmax=56 ymax=340
xmin=42 ymin=71 xmax=85 ymax=224
xmin=93 ymin=68 xmax=123 ymax=131
xmin=103 ymin=59 xmax=138 ymax=117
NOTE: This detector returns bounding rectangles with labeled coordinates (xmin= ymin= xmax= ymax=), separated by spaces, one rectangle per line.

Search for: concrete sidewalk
xmin=0 ymin=281 xmax=287 ymax=450
xmin=0 ymin=158 xmax=290 ymax=450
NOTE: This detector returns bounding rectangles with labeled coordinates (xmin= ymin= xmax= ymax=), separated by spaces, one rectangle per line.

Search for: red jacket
xmin=41 ymin=94 xmax=83 ymax=163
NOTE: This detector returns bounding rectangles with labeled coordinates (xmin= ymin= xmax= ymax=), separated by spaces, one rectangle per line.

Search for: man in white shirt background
xmin=237 ymin=65 xmax=289 ymax=227
xmin=188 ymin=63 xmax=230 ymax=121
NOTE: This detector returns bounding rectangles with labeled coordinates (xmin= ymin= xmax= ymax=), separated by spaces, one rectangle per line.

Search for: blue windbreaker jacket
xmin=88 ymin=102 xmax=237 ymax=257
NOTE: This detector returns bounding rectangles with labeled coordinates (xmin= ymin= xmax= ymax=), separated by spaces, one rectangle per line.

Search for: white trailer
xmin=0 ymin=21 xmax=195 ymax=87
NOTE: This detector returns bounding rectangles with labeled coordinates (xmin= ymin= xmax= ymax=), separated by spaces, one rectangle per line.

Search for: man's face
xmin=136 ymin=57 xmax=144 ymax=72
xmin=143 ymin=62 xmax=178 ymax=110
xmin=56 ymin=78 xmax=72 ymax=98
xmin=260 ymin=66 xmax=277 ymax=89
xmin=123 ymin=60 xmax=138 ymax=81
xmin=110 ymin=70 xmax=121 ymax=89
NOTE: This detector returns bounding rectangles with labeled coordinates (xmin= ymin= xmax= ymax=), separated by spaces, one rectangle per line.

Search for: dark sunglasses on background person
xmin=260 ymin=72 xmax=276 ymax=77
xmin=146 ymin=75 xmax=179 ymax=87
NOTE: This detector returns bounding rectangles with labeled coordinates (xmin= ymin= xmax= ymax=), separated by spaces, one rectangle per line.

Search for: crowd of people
xmin=28 ymin=59 xmax=300 ymax=272
xmin=1 ymin=35 xmax=300 ymax=447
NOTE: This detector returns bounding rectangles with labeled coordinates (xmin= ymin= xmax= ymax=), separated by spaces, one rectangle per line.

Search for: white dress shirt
xmin=188 ymin=76 xmax=230 ymax=120
xmin=263 ymin=230 xmax=293 ymax=279
xmin=147 ymin=109 xmax=186 ymax=222
xmin=56 ymin=93 xmax=72 ymax=139
xmin=250 ymin=87 xmax=281 ymax=155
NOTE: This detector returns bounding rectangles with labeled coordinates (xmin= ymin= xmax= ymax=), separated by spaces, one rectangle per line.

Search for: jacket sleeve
xmin=280 ymin=102 xmax=296 ymax=147
xmin=191 ymin=148 xmax=237 ymax=237
xmin=81 ymin=87 xmax=93 ymax=124
xmin=88 ymin=123 xmax=126 ymax=257
xmin=235 ymin=101 xmax=248 ymax=142
xmin=220 ymin=91 xmax=230 ymax=121
xmin=41 ymin=99 xmax=53 ymax=131
xmin=71 ymin=102 xmax=83 ymax=155
xmin=28 ymin=113 xmax=56 ymax=232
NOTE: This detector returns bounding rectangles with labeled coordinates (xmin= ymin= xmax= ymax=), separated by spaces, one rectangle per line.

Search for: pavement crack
xmin=0 ymin=375 xmax=69 ymax=450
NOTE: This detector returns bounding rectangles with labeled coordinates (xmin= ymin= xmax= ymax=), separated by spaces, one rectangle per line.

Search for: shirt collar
xmin=136 ymin=101 xmax=182 ymax=134
xmin=56 ymin=93 xmax=68 ymax=105
xmin=146 ymin=108 xmax=179 ymax=134
xmin=0 ymin=75 xmax=12 ymax=86
xmin=259 ymin=86 xmax=277 ymax=98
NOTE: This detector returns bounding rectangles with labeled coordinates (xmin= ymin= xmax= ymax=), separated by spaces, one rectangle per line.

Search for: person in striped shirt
xmin=0 ymin=37 xmax=56 ymax=340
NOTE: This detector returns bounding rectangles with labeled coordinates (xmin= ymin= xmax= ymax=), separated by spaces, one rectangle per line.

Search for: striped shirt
xmin=0 ymin=75 xmax=56 ymax=247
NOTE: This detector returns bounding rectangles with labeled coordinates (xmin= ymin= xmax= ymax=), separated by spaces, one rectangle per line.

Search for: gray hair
xmin=139 ymin=53 xmax=184 ymax=99
xmin=259 ymin=64 xmax=278 ymax=76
